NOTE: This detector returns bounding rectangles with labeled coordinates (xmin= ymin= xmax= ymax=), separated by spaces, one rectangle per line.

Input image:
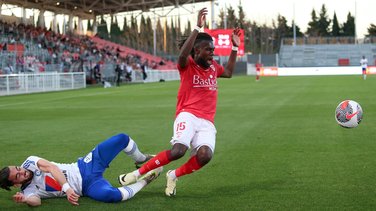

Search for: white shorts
xmin=170 ymin=112 xmax=217 ymax=154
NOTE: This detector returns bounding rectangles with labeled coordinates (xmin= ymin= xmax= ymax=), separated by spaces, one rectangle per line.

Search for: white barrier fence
xmin=247 ymin=65 xmax=376 ymax=76
xmin=144 ymin=70 xmax=180 ymax=83
xmin=98 ymin=66 xmax=180 ymax=86
xmin=0 ymin=72 xmax=86 ymax=96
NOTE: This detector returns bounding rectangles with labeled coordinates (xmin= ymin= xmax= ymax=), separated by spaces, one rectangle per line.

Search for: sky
xmin=214 ymin=0 xmax=375 ymax=38
xmin=0 ymin=0 xmax=375 ymax=38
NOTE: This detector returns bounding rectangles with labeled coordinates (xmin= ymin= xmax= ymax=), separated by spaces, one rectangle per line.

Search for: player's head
xmin=179 ymin=32 xmax=214 ymax=68
xmin=0 ymin=166 xmax=33 ymax=191
xmin=0 ymin=167 xmax=12 ymax=191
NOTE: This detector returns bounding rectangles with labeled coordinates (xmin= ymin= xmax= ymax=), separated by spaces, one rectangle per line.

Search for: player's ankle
xmin=133 ymin=170 xmax=141 ymax=177
xmin=167 ymin=170 xmax=177 ymax=180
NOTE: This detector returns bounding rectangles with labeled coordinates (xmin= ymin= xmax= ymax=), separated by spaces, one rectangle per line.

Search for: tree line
xmin=93 ymin=3 xmax=376 ymax=56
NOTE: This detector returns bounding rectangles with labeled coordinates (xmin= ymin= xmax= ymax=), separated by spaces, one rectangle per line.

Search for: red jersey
xmin=176 ymin=56 xmax=225 ymax=123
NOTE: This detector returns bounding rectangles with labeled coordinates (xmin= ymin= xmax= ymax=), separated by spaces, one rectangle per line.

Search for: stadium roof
xmin=4 ymin=0 xmax=210 ymax=19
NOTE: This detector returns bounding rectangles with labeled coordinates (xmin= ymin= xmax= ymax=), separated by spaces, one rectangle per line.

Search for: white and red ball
xmin=335 ymin=100 xmax=363 ymax=128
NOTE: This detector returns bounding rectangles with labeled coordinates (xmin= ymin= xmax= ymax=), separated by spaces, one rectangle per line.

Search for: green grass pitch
xmin=0 ymin=75 xmax=376 ymax=210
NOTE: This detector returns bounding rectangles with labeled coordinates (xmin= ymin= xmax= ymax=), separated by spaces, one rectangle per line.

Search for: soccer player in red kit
xmin=119 ymin=7 xmax=241 ymax=196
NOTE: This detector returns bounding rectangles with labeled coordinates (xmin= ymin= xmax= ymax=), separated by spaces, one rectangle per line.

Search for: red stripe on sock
xmin=139 ymin=150 xmax=172 ymax=175
xmin=175 ymin=155 xmax=202 ymax=177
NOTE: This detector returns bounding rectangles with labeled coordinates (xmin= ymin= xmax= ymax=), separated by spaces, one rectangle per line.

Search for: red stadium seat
xmin=338 ymin=58 xmax=349 ymax=66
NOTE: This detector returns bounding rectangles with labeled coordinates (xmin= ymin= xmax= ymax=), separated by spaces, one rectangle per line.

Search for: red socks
xmin=138 ymin=150 xmax=203 ymax=178
xmin=139 ymin=150 xmax=171 ymax=175
xmin=175 ymin=155 xmax=202 ymax=177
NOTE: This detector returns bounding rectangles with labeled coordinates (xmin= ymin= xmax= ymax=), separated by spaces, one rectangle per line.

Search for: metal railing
xmin=0 ymin=72 xmax=86 ymax=96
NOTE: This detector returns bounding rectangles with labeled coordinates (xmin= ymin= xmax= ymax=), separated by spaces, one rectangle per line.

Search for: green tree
xmin=156 ymin=18 xmax=164 ymax=53
xmin=253 ymin=23 xmax=260 ymax=53
xmin=217 ymin=8 xmax=225 ymax=28
xmin=294 ymin=25 xmax=303 ymax=37
xmin=272 ymin=14 xmax=303 ymax=50
xmin=122 ymin=17 xmax=130 ymax=46
xmin=57 ymin=22 xmax=60 ymax=34
xmin=273 ymin=15 xmax=291 ymax=51
xmin=226 ymin=5 xmax=237 ymax=28
xmin=183 ymin=20 xmax=192 ymax=35
xmin=237 ymin=1 xmax=250 ymax=52
xmin=237 ymin=1 xmax=246 ymax=29
xmin=145 ymin=16 xmax=153 ymax=53
xmin=342 ymin=12 xmax=355 ymax=36
xmin=275 ymin=15 xmax=292 ymax=36
xmin=129 ymin=15 xmax=138 ymax=49
xmin=317 ymin=4 xmax=331 ymax=36
xmin=87 ymin=19 xmax=93 ymax=32
xmin=139 ymin=15 xmax=147 ymax=51
xmin=97 ymin=15 xmax=109 ymax=39
xmin=306 ymin=9 xmax=319 ymax=36
xmin=122 ymin=17 xmax=128 ymax=33
xmin=36 ymin=15 xmax=41 ymax=27
xmin=169 ymin=17 xmax=177 ymax=54
xmin=110 ymin=16 xmax=122 ymax=42
xmin=331 ymin=12 xmax=341 ymax=36
xmin=177 ymin=17 xmax=181 ymax=37
xmin=366 ymin=24 xmax=376 ymax=36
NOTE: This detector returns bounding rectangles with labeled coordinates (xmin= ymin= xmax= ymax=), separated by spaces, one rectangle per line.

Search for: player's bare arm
xmin=221 ymin=27 xmax=241 ymax=78
xmin=178 ymin=7 xmax=208 ymax=68
xmin=37 ymin=159 xmax=80 ymax=206
xmin=13 ymin=192 xmax=41 ymax=206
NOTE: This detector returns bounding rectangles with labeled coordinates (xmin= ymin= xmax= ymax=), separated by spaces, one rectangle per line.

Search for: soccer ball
xmin=335 ymin=100 xmax=363 ymax=128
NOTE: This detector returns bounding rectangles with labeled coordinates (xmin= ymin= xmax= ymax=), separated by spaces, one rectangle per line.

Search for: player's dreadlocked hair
xmin=0 ymin=167 xmax=12 ymax=191
xmin=178 ymin=32 xmax=213 ymax=58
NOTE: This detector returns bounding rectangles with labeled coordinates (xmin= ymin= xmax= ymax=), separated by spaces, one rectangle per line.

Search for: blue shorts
xmin=77 ymin=133 xmax=130 ymax=202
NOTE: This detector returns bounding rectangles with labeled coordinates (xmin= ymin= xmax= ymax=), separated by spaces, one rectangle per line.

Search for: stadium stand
xmin=0 ymin=20 xmax=177 ymax=85
xmin=279 ymin=42 xmax=376 ymax=67
xmin=90 ymin=36 xmax=176 ymax=71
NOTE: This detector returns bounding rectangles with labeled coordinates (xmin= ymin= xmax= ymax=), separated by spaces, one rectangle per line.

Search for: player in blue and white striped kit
xmin=0 ymin=133 xmax=162 ymax=206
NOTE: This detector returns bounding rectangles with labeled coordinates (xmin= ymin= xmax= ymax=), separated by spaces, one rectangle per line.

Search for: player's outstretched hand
xmin=197 ymin=8 xmax=208 ymax=28
xmin=13 ymin=192 xmax=25 ymax=203
xmin=232 ymin=27 xmax=241 ymax=47
xmin=66 ymin=188 xmax=80 ymax=206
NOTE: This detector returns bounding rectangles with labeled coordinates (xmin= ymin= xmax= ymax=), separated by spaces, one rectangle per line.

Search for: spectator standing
xmin=125 ymin=63 xmax=133 ymax=82
xmin=93 ymin=63 xmax=101 ymax=83
xmin=141 ymin=60 xmax=148 ymax=81
xmin=115 ymin=63 xmax=122 ymax=86
xmin=4 ymin=64 xmax=13 ymax=74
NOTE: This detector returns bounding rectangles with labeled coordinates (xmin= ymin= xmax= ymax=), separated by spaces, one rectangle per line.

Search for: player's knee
xmin=170 ymin=144 xmax=188 ymax=160
xmin=116 ymin=133 xmax=130 ymax=145
xmin=116 ymin=133 xmax=129 ymax=141
xmin=196 ymin=146 xmax=213 ymax=166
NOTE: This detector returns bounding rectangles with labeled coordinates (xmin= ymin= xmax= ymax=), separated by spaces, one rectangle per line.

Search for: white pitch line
xmin=0 ymin=90 xmax=125 ymax=108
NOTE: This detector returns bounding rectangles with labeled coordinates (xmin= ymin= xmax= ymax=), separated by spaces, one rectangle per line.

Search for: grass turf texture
xmin=0 ymin=75 xmax=376 ymax=210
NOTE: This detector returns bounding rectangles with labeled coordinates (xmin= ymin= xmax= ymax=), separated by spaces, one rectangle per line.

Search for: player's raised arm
xmin=36 ymin=159 xmax=80 ymax=206
xmin=178 ymin=7 xmax=208 ymax=68
xmin=221 ymin=27 xmax=241 ymax=78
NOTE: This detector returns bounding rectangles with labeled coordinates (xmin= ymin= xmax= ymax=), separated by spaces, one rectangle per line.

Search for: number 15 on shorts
xmin=176 ymin=122 xmax=186 ymax=132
